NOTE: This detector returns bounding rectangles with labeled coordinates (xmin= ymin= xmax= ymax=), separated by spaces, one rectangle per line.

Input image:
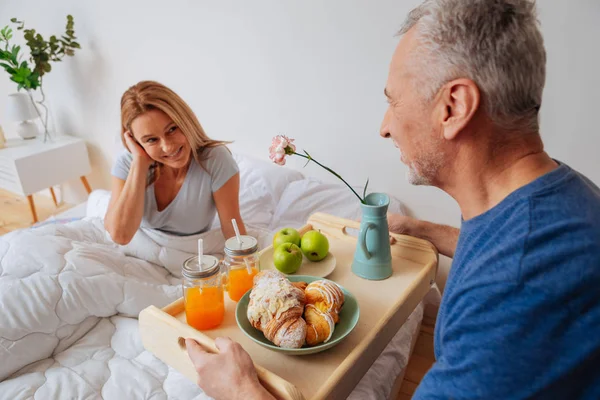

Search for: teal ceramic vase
xmin=351 ymin=193 xmax=393 ymax=280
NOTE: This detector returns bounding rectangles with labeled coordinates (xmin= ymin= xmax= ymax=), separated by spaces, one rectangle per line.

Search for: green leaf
xmin=0 ymin=63 xmax=16 ymax=74
xmin=8 ymin=50 xmax=17 ymax=64
xmin=43 ymin=63 xmax=51 ymax=72
xmin=12 ymin=18 xmax=25 ymax=31
xmin=11 ymin=45 xmax=20 ymax=59
xmin=16 ymin=66 xmax=30 ymax=77
xmin=301 ymin=150 xmax=313 ymax=167
xmin=362 ymin=178 xmax=369 ymax=201
xmin=70 ymin=41 xmax=80 ymax=49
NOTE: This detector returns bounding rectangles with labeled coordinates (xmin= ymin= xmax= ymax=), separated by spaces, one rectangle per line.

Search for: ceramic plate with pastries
xmin=235 ymin=270 xmax=359 ymax=355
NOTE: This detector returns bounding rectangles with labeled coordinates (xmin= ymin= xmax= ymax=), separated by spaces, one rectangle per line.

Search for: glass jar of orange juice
xmin=223 ymin=235 xmax=260 ymax=302
xmin=182 ymin=255 xmax=225 ymax=330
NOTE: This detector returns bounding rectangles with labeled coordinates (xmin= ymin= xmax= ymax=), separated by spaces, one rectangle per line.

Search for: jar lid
xmin=182 ymin=255 xmax=220 ymax=279
xmin=224 ymin=235 xmax=258 ymax=257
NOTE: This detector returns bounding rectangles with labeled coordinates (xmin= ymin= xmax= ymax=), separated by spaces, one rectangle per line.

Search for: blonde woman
xmin=105 ymin=81 xmax=246 ymax=245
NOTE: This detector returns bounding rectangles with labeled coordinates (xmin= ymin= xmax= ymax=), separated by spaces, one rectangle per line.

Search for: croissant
xmin=291 ymin=281 xmax=308 ymax=291
xmin=304 ymin=280 xmax=345 ymax=346
xmin=246 ymin=270 xmax=307 ymax=348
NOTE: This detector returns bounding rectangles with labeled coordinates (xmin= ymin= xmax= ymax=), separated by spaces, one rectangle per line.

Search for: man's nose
xmin=380 ymin=109 xmax=391 ymax=138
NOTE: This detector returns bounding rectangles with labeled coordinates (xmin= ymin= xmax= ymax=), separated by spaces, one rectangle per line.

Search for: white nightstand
xmin=0 ymin=136 xmax=92 ymax=223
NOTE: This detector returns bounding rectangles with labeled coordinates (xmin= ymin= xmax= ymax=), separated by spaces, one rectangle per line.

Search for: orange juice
xmin=228 ymin=267 xmax=258 ymax=302
xmin=185 ymin=286 xmax=225 ymax=330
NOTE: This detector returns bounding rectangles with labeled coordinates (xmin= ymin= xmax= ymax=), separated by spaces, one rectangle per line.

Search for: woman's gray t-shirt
xmin=111 ymin=146 xmax=239 ymax=236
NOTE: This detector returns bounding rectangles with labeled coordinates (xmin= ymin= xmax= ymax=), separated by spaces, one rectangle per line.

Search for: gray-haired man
xmin=186 ymin=1 xmax=600 ymax=399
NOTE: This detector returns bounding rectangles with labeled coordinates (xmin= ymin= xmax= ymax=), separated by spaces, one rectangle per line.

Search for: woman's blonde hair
xmin=120 ymin=80 xmax=229 ymax=184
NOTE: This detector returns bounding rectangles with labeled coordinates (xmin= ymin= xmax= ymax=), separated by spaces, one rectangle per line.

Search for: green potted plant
xmin=0 ymin=15 xmax=80 ymax=142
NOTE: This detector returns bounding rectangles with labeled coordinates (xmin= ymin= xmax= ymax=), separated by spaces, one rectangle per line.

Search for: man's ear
xmin=437 ymin=78 xmax=480 ymax=140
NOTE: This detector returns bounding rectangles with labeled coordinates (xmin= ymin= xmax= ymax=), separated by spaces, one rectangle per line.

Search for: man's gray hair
xmin=400 ymin=0 xmax=546 ymax=132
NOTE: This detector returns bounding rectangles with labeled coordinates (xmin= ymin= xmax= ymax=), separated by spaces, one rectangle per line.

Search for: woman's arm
xmin=104 ymin=133 xmax=153 ymax=245
xmin=213 ymin=172 xmax=246 ymax=240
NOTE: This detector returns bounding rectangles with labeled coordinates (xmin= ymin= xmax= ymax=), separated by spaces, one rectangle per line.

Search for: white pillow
xmin=86 ymin=189 xmax=111 ymax=219
xmin=269 ymin=177 xmax=405 ymax=231
xmin=211 ymin=153 xmax=305 ymax=229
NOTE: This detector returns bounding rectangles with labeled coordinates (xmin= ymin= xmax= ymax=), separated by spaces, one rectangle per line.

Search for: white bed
xmin=0 ymin=153 xmax=429 ymax=400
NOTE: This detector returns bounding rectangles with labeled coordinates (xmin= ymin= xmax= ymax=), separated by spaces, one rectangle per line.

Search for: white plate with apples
xmin=259 ymin=228 xmax=336 ymax=278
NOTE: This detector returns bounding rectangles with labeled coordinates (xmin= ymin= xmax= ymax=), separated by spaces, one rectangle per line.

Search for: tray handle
xmin=307 ymin=212 xmax=439 ymax=258
xmin=139 ymin=306 xmax=305 ymax=400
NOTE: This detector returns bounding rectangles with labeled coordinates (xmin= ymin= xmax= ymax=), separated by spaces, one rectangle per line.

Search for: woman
xmin=105 ymin=81 xmax=246 ymax=245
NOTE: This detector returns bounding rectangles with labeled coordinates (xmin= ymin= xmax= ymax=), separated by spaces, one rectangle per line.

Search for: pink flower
xmin=268 ymin=134 xmax=367 ymax=204
xmin=269 ymin=135 xmax=296 ymax=165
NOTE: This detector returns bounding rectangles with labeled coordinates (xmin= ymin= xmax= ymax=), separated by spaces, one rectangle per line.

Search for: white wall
xmin=1 ymin=0 xmax=598 ymax=291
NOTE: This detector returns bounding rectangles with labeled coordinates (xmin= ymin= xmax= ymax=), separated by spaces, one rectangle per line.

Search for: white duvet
xmin=0 ymin=153 xmax=426 ymax=399
xmin=0 ymin=218 xmax=214 ymax=399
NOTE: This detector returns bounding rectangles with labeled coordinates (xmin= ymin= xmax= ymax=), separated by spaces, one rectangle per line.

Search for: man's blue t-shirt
xmin=414 ymin=163 xmax=600 ymax=399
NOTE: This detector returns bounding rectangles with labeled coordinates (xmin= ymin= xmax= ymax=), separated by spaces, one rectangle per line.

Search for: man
xmin=186 ymin=0 xmax=600 ymax=398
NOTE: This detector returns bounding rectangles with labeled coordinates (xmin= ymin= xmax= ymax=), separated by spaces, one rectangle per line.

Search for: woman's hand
xmin=104 ymin=131 xmax=154 ymax=245
xmin=124 ymin=131 xmax=153 ymax=168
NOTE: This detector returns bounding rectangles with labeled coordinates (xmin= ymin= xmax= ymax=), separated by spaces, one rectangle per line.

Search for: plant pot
xmin=6 ymin=92 xmax=40 ymax=140
xmin=16 ymin=121 xmax=39 ymax=140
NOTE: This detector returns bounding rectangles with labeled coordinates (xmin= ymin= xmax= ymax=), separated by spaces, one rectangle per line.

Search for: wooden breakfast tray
xmin=139 ymin=212 xmax=438 ymax=400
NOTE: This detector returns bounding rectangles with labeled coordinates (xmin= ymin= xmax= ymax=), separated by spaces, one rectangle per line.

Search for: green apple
xmin=273 ymin=243 xmax=303 ymax=274
xmin=272 ymin=227 xmax=301 ymax=249
xmin=300 ymin=230 xmax=329 ymax=261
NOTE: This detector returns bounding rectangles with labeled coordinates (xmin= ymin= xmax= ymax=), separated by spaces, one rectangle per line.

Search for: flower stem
xmin=293 ymin=152 xmax=365 ymax=204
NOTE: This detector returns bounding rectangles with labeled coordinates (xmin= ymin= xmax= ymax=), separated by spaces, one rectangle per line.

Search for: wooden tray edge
xmin=139 ymin=304 xmax=305 ymax=400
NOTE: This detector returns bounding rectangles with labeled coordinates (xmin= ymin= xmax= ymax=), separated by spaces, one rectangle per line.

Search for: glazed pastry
xmin=246 ymin=270 xmax=307 ymax=348
xmin=291 ymin=281 xmax=308 ymax=291
xmin=304 ymin=280 xmax=345 ymax=346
